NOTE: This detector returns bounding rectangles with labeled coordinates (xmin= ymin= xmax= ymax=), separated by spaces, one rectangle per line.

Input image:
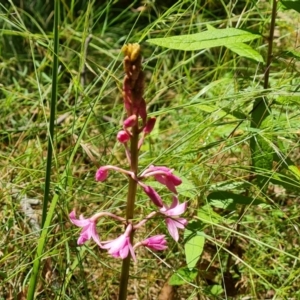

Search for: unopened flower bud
xmin=144 ymin=117 xmax=156 ymax=134
xmin=117 ymin=130 xmax=130 ymax=143
xmin=142 ymin=185 xmax=163 ymax=207
xmin=95 ymin=167 xmax=109 ymax=181
xmin=123 ymin=115 xmax=137 ymax=128
xmin=122 ymin=43 xmax=141 ymax=62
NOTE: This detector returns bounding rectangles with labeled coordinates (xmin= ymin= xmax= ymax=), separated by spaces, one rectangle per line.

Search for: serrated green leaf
xmin=184 ymin=228 xmax=205 ymax=269
xmin=147 ymin=28 xmax=261 ymax=51
xmin=227 ymin=42 xmax=264 ymax=62
xmin=169 ymin=267 xmax=198 ymax=285
xmin=207 ymin=191 xmax=264 ymax=210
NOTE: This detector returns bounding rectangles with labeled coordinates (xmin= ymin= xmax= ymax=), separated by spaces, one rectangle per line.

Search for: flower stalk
xmin=69 ymin=43 xmax=188 ymax=299
xmin=119 ymin=123 xmax=139 ymax=300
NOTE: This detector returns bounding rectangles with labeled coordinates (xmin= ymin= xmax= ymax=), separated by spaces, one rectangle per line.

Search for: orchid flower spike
xmin=160 ymin=196 xmax=188 ymax=242
xmin=102 ymin=224 xmax=136 ymax=261
xmin=69 ymin=210 xmax=102 ymax=247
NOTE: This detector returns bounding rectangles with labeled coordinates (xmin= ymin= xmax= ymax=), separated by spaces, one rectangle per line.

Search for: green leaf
xmin=184 ymin=226 xmax=205 ymax=269
xmin=226 ymin=42 xmax=264 ymax=62
xmin=288 ymin=165 xmax=300 ymax=181
xmin=0 ymin=271 xmax=7 ymax=279
xmin=281 ymin=0 xmax=300 ymax=13
xmin=207 ymin=191 xmax=264 ymax=210
xmin=192 ymin=104 xmax=242 ymax=119
xmin=176 ymin=174 xmax=197 ymax=198
xmin=276 ymin=95 xmax=300 ymax=104
xmin=169 ymin=267 xmax=198 ymax=285
xmin=282 ymin=49 xmax=300 ymax=60
xmin=206 ymin=285 xmax=224 ymax=296
xmin=147 ymin=28 xmax=261 ymax=51
xmin=209 ymin=180 xmax=249 ymax=192
xmin=197 ymin=204 xmax=224 ymax=224
xmin=270 ymin=172 xmax=300 ymax=192
xmin=250 ymin=97 xmax=273 ymax=189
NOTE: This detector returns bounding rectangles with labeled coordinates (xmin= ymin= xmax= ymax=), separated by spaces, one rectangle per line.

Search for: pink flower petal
xmin=165 ymin=219 xmax=179 ymax=242
xmin=102 ymin=225 xmax=136 ymax=261
xmin=141 ymin=165 xmax=182 ymax=193
xmin=69 ymin=211 xmax=90 ymax=227
xmin=166 ymin=202 xmax=187 ymax=216
xmin=69 ymin=210 xmax=102 ymax=247
xmin=159 ymin=197 xmax=188 ymax=241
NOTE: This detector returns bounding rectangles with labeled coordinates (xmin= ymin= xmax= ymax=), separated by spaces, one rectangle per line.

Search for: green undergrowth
xmin=1 ymin=0 xmax=300 ymax=299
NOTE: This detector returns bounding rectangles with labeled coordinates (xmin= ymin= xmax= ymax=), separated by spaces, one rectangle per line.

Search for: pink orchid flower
xmin=160 ymin=196 xmax=188 ymax=242
xmin=69 ymin=210 xmax=102 ymax=247
xmin=141 ymin=165 xmax=182 ymax=194
xmin=141 ymin=235 xmax=168 ymax=251
xmin=102 ymin=224 xmax=136 ymax=261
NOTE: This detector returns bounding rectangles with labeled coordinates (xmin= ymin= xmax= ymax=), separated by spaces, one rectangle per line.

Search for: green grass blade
xmin=26 ymin=194 xmax=59 ymax=300
xmin=41 ymin=0 xmax=60 ymax=228
xmin=26 ymin=0 xmax=60 ymax=298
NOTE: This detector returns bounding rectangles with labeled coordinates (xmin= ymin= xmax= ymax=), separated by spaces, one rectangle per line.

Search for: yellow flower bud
xmin=122 ymin=43 xmax=141 ymax=61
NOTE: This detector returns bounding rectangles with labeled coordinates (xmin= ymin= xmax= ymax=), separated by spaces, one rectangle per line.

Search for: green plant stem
xmin=118 ymin=123 xmax=139 ymax=300
xmin=264 ymin=0 xmax=277 ymax=90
